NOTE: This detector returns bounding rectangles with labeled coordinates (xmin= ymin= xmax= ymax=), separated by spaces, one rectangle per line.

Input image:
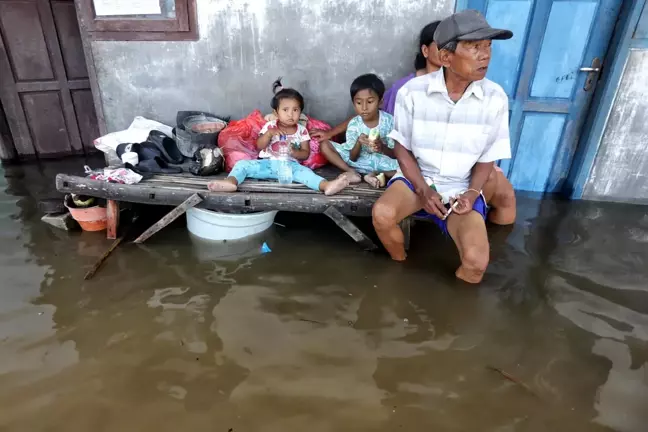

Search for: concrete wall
xmin=583 ymin=51 xmax=648 ymax=203
xmin=91 ymin=0 xmax=454 ymax=132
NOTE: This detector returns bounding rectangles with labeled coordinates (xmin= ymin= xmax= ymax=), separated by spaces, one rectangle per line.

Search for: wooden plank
xmin=56 ymin=174 xmax=377 ymax=217
xmin=71 ymin=89 xmax=100 ymax=150
xmin=22 ymin=92 xmax=73 ymax=155
xmin=146 ymin=174 xmax=383 ymax=197
xmin=146 ymin=177 xmax=382 ymax=197
xmin=13 ymin=80 xmax=90 ymax=92
xmin=324 ymin=206 xmax=377 ymax=251
xmin=51 ymin=1 xmax=89 ymax=80
xmin=133 ymin=193 xmax=204 ymax=244
xmin=0 ymin=4 xmax=36 ymax=156
xmin=106 ymin=200 xmax=119 ymax=240
xmin=0 ymin=1 xmax=54 ymax=81
xmin=36 ymin=0 xmax=84 ymax=153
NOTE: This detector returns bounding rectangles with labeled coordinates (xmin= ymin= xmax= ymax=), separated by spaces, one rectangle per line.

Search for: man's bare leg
xmin=372 ymin=181 xmax=422 ymax=261
xmin=482 ymin=167 xmax=516 ymax=225
xmin=447 ymin=211 xmax=490 ymax=284
xmin=319 ymin=141 xmax=361 ymax=183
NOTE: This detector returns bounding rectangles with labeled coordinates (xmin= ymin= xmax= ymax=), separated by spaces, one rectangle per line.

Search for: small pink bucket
xmin=65 ymin=203 xmax=107 ymax=231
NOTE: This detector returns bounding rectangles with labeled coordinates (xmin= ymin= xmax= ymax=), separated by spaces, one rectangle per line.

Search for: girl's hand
xmin=357 ymin=134 xmax=371 ymax=149
xmin=267 ymin=127 xmax=281 ymax=137
xmin=310 ymin=129 xmax=332 ymax=142
xmin=369 ymin=137 xmax=385 ymax=153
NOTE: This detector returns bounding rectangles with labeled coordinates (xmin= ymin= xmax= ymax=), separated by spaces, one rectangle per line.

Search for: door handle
xmin=581 ymin=57 xmax=602 ymax=92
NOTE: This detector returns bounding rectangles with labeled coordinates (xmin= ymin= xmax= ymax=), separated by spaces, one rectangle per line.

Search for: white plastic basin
xmin=186 ymin=207 xmax=278 ymax=240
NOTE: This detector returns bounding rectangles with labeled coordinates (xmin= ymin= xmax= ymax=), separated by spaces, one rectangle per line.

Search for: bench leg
xmin=324 ymin=206 xmax=377 ymax=251
xmin=400 ymin=217 xmax=412 ymax=251
xmin=107 ymin=200 xmax=120 ymax=240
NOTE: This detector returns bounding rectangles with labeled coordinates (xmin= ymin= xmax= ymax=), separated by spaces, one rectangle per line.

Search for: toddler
xmin=208 ymin=79 xmax=351 ymax=195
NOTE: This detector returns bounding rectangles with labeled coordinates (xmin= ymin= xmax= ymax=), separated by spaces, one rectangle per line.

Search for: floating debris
xmin=299 ymin=318 xmax=324 ymax=325
xmin=486 ymin=365 xmax=539 ymax=398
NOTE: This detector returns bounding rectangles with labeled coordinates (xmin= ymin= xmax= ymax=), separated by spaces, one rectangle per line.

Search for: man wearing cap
xmin=372 ymin=10 xmax=517 ymax=284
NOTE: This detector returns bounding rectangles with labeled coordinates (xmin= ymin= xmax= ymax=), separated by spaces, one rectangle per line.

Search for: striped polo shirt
xmin=388 ymin=69 xmax=511 ymax=202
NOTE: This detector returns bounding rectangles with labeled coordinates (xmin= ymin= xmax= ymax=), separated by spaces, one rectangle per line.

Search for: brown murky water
xmin=0 ymin=158 xmax=647 ymax=432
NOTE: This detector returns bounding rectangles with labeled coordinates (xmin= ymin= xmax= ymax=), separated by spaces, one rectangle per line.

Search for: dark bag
xmin=189 ymin=146 xmax=224 ymax=176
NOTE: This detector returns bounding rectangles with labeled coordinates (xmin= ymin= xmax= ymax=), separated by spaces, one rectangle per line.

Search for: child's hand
xmin=357 ymin=134 xmax=371 ymax=149
xmin=310 ymin=129 xmax=332 ymax=142
xmin=368 ymin=137 xmax=385 ymax=153
xmin=268 ymin=127 xmax=282 ymax=137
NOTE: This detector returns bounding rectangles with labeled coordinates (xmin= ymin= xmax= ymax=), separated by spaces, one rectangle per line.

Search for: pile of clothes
xmin=94 ymin=113 xmax=227 ymax=177
xmin=92 ymin=109 xmax=333 ymax=178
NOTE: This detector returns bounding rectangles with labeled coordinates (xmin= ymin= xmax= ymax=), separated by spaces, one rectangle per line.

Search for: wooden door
xmin=461 ymin=0 xmax=623 ymax=193
xmin=0 ymin=0 xmax=98 ymax=160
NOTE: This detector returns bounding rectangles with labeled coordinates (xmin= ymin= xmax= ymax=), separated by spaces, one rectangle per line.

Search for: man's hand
xmin=417 ymin=186 xmax=448 ymax=219
xmin=451 ymin=190 xmax=480 ymax=215
xmin=310 ymin=129 xmax=332 ymax=141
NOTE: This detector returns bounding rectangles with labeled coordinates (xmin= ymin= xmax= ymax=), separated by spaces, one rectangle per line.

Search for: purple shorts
xmin=387 ymin=177 xmax=488 ymax=235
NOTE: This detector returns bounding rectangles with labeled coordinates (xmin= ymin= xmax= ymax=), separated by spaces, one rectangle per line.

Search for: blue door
xmin=459 ymin=0 xmax=623 ymax=193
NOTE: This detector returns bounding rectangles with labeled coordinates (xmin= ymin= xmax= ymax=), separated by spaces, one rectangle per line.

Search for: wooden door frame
xmin=74 ymin=0 xmax=107 ymax=137
xmin=0 ymin=99 xmax=16 ymax=161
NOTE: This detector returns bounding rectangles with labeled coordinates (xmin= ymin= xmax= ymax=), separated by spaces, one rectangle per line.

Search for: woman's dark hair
xmin=414 ymin=21 xmax=441 ymax=70
xmin=350 ymin=74 xmax=386 ymax=100
xmin=271 ymin=78 xmax=305 ymax=111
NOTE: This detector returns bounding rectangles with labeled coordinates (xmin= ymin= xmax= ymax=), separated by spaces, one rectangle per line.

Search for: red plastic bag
xmin=302 ymin=116 xmax=330 ymax=170
xmin=218 ymin=110 xmax=265 ymax=172
xmin=219 ymin=110 xmax=331 ymax=172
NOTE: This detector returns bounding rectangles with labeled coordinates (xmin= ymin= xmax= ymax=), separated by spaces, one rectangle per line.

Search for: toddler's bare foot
xmin=207 ymin=179 xmax=238 ymax=192
xmin=323 ymin=175 xmax=350 ymax=196
xmin=341 ymin=170 xmax=362 ymax=184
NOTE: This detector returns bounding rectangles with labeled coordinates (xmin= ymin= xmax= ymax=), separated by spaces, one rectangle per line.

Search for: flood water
xmin=0 ymin=157 xmax=647 ymax=432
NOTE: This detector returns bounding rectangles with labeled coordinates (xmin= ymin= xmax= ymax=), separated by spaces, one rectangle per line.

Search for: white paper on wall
xmin=93 ymin=0 xmax=162 ymax=17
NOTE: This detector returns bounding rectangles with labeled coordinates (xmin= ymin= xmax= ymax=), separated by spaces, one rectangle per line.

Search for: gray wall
xmin=584 ymin=50 xmax=648 ymax=203
xmin=91 ymin=0 xmax=454 ymax=132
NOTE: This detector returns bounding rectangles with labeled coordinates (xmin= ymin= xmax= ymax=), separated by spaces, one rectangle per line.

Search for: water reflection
xmin=0 ymin=158 xmax=646 ymax=431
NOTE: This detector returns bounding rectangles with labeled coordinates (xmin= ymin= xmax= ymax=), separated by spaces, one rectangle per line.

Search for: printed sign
xmin=94 ymin=0 xmax=162 ymax=16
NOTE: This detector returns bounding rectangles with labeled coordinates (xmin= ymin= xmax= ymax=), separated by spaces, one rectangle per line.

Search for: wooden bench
xmin=55 ymin=168 xmax=412 ymax=249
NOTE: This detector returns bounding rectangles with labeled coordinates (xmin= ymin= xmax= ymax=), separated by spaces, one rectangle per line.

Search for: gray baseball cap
xmin=434 ymin=9 xmax=513 ymax=49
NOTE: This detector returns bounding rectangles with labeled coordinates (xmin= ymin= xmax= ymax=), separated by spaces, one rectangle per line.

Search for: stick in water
xmin=84 ymin=235 xmax=125 ymax=280
xmin=133 ymin=193 xmax=203 ymax=244
xmin=486 ymin=365 xmax=540 ymax=398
